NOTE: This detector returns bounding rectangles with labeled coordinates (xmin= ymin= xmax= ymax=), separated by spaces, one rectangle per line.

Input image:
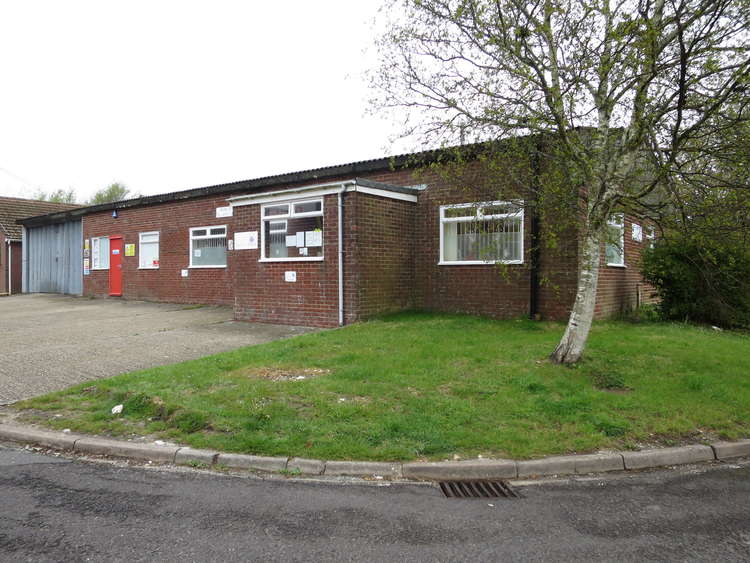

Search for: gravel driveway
xmin=0 ymin=294 xmax=315 ymax=404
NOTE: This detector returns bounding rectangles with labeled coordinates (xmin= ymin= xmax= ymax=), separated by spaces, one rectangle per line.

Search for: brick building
xmin=0 ymin=197 xmax=79 ymax=295
xmin=18 ymin=141 xmax=655 ymax=326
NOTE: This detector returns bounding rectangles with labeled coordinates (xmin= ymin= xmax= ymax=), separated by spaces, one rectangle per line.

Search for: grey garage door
xmin=23 ymin=221 xmax=83 ymax=295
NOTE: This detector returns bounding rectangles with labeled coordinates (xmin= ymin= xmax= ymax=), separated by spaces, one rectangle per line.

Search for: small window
xmin=190 ymin=225 xmax=227 ymax=267
xmin=139 ymin=231 xmax=160 ymax=269
xmin=261 ymin=199 xmax=324 ymax=261
xmin=440 ymin=201 xmax=524 ymax=265
xmin=91 ymin=237 xmax=110 ymax=270
xmin=646 ymin=225 xmax=656 ymax=248
xmin=605 ymin=214 xmax=625 ymax=266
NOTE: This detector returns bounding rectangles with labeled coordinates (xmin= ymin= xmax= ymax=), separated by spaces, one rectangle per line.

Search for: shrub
xmin=641 ymin=237 xmax=750 ymax=329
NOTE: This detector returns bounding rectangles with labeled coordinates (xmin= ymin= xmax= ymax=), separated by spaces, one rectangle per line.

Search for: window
xmin=605 ymin=213 xmax=625 ymax=266
xmin=646 ymin=225 xmax=656 ymax=248
xmin=260 ymin=199 xmax=324 ymax=261
xmin=139 ymin=231 xmax=159 ymax=269
xmin=190 ymin=226 xmax=227 ymax=267
xmin=91 ymin=236 xmax=110 ymax=270
xmin=440 ymin=201 xmax=524 ymax=265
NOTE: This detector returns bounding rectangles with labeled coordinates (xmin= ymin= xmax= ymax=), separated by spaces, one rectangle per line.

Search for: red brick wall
xmin=595 ymin=216 xmax=658 ymax=318
xmin=0 ymin=232 xmax=7 ymax=294
xmin=352 ymin=192 xmax=417 ymax=319
xmin=232 ymin=193 xmax=342 ymax=328
xmin=10 ymin=240 xmax=22 ymax=294
xmin=83 ymin=195 xmax=236 ymax=305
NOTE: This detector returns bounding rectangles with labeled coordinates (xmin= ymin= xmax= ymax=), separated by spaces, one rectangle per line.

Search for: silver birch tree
xmin=371 ymin=0 xmax=750 ymax=363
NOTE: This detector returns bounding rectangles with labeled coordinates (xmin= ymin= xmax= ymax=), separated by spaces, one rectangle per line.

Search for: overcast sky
xmin=0 ymin=0 xmax=404 ymax=201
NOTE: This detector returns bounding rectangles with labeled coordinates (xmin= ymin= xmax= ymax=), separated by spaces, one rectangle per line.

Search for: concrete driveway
xmin=0 ymin=294 xmax=315 ymax=404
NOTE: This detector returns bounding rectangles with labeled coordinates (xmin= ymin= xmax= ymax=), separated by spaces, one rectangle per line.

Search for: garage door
xmin=24 ymin=220 xmax=82 ymax=294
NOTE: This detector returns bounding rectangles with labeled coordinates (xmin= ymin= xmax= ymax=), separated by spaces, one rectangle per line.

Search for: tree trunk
xmin=550 ymin=231 xmax=601 ymax=364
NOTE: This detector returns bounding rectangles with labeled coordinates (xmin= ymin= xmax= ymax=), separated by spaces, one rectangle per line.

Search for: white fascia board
xmin=228 ymin=180 xmax=418 ymax=207
xmin=352 ymin=185 xmax=418 ymax=202
xmin=228 ymin=181 xmax=354 ymax=207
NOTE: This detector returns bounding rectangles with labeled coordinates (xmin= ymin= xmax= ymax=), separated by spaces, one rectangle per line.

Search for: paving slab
xmin=622 ymin=445 xmax=715 ymax=470
xmin=0 ymin=294 xmax=315 ymax=404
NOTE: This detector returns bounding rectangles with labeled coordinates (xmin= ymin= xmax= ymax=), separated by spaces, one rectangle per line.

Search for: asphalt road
xmin=0 ymin=294 xmax=314 ymax=404
xmin=1 ymin=446 xmax=748 ymax=562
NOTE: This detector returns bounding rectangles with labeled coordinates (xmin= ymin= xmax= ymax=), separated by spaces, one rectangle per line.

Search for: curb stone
xmin=325 ymin=461 xmax=403 ymax=478
xmin=402 ymin=459 xmax=517 ymax=481
xmin=175 ymin=447 xmax=218 ymax=466
xmin=711 ymin=440 xmax=750 ymax=460
xmin=2 ymin=422 xmax=748 ymax=481
xmin=74 ymin=437 xmax=179 ymax=463
xmin=216 ymin=453 xmax=288 ymax=472
xmin=621 ymin=445 xmax=714 ymax=470
xmin=288 ymin=457 xmax=326 ymax=475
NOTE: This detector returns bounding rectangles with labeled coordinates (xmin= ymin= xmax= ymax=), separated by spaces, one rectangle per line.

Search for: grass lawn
xmin=11 ymin=312 xmax=750 ymax=461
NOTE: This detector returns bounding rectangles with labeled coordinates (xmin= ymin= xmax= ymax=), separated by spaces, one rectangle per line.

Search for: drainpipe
xmin=337 ymin=186 xmax=346 ymax=326
xmin=7 ymin=239 xmax=11 ymax=294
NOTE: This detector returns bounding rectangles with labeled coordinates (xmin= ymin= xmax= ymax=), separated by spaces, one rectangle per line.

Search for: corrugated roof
xmin=0 ymin=196 xmax=81 ymax=239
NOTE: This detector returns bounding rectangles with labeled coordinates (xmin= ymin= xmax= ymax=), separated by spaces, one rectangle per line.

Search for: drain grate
xmin=438 ymin=480 xmax=519 ymax=499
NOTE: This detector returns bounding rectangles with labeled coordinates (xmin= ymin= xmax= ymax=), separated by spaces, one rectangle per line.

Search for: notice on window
xmin=125 ymin=244 xmax=135 ymax=257
xmin=296 ymin=232 xmax=305 ymax=247
xmin=234 ymin=231 xmax=258 ymax=250
xmin=285 ymin=235 xmax=297 ymax=247
xmin=632 ymin=223 xmax=643 ymax=242
xmin=305 ymin=230 xmax=322 ymax=247
xmin=194 ymin=249 xmax=201 ymax=257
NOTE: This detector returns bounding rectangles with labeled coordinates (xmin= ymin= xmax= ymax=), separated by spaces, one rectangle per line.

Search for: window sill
xmin=606 ymin=263 xmax=627 ymax=268
xmin=188 ymin=265 xmax=227 ymax=269
xmin=258 ymin=257 xmax=324 ymax=263
xmin=138 ymin=267 xmax=160 ymax=270
xmin=438 ymin=260 xmax=524 ymax=266
xmin=91 ymin=268 xmax=109 ymax=271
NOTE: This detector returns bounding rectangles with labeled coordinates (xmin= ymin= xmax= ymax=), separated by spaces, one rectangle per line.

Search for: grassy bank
xmin=13 ymin=312 xmax=750 ymax=461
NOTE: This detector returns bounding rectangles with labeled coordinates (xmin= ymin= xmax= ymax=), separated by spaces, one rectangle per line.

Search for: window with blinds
xmin=260 ymin=199 xmax=324 ymax=261
xmin=439 ymin=201 xmax=524 ymax=265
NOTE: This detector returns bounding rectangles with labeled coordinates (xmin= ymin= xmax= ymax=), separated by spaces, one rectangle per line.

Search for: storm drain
xmin=438 ymin=480 xmax=519 ymax=499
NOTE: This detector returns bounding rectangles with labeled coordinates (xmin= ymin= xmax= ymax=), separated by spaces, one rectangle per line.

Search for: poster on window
xmin=632 ymin=223 xmax=643 ymax=242
xmin=305 ymin=230 xmax=322 ymax=247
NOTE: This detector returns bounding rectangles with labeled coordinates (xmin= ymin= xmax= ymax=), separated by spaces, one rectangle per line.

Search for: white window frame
xmin=189 ymin=225 xmax=228 ymax=268
xmin=439 ymin=200 xmax=524 ymax=266
xmin=91 ymin=236 xmax=110 ymax=270
xmin=259 ymin=198 xmax=324 ymax=262
xmin=606 ymin=213 xmax=626 ymax=267
xmin=646 ymin=225 xmax=656 ymax=248
xmin=138 ymin=231 xmax=160 ymax=270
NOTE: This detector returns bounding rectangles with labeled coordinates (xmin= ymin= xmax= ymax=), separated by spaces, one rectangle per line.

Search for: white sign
xmin=296 ymin=232 xmax=305 ymax=247
xmin=632 ymin=223 xmax=643 ymax=242
xmin=306 ymin=230 xmax=322 ymax=247
xmin=284 ymin=271 xmax=297 ymax=282
xmin=234 ymin=231 xmax=258 ymax=250
xmin=285 ymin=235 xmax=297 ymax=247
xmin=216 ymin=206 xmax=233 ymax=218
xmin=181 ymin=269 xmax=189 ymax=277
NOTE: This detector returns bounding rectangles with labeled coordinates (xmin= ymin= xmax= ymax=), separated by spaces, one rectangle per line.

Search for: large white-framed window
xmin=260 ymin=198 xmax=324 ymax=262
xmin=139 ymin=231 xmax=160 ymax=269
xmin=91 ymin=236 xmax=110 ymax=270
xmin=189 ymin=225 xmax=227 ymax=268
xmin=439 ymin=200 xmax=524 ymax=265
xmin=605 ymin=213 xmax=625 ymax=267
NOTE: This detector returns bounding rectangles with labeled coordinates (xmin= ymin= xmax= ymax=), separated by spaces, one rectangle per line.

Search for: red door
xmin=109 ymin=236 xmax=123 ymax=296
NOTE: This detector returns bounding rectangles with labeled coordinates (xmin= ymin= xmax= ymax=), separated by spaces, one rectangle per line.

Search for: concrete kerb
xmin=1 ymin=423 xmax=749 ymax=481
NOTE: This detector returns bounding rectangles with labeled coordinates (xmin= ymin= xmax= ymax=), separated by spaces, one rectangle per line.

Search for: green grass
xmin=13 ymin=312 xmax=750 ymax=461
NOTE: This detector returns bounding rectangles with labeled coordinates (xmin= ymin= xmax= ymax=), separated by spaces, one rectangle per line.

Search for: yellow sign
xmin=125 ymin=244 xmax=136 ymax=257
